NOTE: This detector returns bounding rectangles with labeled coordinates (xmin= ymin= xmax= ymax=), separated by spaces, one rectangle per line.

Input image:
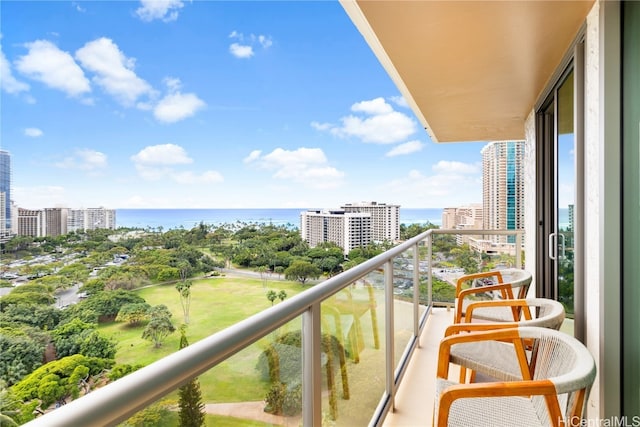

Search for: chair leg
xmin=325 ymin=342 xmax=338 ymax=420
xmin=336 ymin=342 xmax=350 ymax=400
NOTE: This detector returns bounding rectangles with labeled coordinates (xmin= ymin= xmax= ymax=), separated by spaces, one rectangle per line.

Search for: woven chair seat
xmin=449 ymin=341 xmax=526 ymax=381
xmin=435 ymin=379 xmax=545 ymax=427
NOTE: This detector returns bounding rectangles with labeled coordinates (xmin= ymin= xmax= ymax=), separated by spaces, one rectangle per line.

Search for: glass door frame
xmin=535 ymin=37 xmax=585 ymax=341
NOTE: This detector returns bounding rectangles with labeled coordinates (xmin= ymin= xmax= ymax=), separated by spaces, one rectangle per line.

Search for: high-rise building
xmin=300 ymin=209 xmax=372 ymax=254
xmin=481 ymin=141 xmax=525 ymax=244
xmin=17 ymin=208 xmax=44 ymax=237
xmin=67 ymin=207 xmax=116 ymax=232
xmin=341 ymin=201 xmax=400 ymax=243
xmin=0 ymin=150 xmax=11 ymax=238
xmin=43 ymin=208 xmax=68 ymax=237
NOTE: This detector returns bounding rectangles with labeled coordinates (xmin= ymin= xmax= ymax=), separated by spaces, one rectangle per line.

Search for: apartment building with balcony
xmin=67 ymin=207 xmax=116 ymax=232
xmin=300 ymin=209 xmax=372 ymax=254
xmin=17 ymin=208 xmax=43 ymax=237
xmin=341 ymin=201 xmax=400 ymax=243
xmin=43 ymin=208 xmax=68 ymax=237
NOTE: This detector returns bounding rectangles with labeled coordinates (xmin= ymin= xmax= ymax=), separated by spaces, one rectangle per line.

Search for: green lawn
xmin=99 ymin=276 xmax=304 ymax=403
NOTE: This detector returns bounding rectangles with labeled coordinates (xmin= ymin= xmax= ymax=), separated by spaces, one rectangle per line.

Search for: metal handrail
xmin=24 ymin=228 xmax=523 ymax=427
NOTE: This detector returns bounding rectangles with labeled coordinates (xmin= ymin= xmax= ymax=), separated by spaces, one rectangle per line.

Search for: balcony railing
xmin=24 ymin=229 xmax=523 ymax=427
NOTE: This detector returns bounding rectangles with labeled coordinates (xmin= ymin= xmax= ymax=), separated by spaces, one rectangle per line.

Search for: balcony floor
xmin=382 ymin=307 xmax=453 ymax=426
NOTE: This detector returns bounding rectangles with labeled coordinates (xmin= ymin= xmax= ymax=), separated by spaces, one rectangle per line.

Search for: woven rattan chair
xmin=454 ymin=268 xmax=533 ymax=324
xmin=446 ymin=298 xmax=566 ymax=382
xmin=434 ymin=326 xmax=596 ymax=427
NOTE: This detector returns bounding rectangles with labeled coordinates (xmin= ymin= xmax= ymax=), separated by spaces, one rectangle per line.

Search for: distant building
xmin=301 ymin=201 xmax=400 ymax=254
xmin=0 ymin=150 xmax=11 ymax=239
xmin=341 ymin=201 xmax=400 ymax=243
xmin=67 ymin=207 xmax=116 ymax=232
xmin=441 ymin=203 xmax=483 ymax=246
xmin=44 ymin=208 xmax=68 ymax=237
xmin=481 ymin=141 xmax=525 ymax=245
xmin=300 ymin=209 xmax=372 ymax=254
xmin=17 ymin=208 xmax=43 ymax=237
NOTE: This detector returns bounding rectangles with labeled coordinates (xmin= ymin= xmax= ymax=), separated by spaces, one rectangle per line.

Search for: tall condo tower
xmin=481 ymin=141 xmax=525 ymax=244
xmin=0 ymin=150 xmax=11 ymax=238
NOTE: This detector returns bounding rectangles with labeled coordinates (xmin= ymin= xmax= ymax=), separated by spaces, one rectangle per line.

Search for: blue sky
xmin=1 ymin=1 xmax=485 ymax=210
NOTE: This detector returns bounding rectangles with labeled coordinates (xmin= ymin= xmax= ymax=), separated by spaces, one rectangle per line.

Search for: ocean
xmin=115 ymin=208 xmax=445 ymax=231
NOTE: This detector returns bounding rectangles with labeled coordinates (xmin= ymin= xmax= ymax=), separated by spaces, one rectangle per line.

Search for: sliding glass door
xmin=536 ymin=62 xmax=581 ymax=336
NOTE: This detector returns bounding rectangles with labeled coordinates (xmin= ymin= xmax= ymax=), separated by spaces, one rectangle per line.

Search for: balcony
xmin=24 ymin=229 xmax=523 ymax=427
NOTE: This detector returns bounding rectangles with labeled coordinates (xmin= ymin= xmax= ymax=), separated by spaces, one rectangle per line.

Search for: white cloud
xmin=229 ymin=31 xmax=272 ymax=59
xmin=1 ymin=46 xmax=30 ymax=94
xmin=75 ymin=37 xmax=154 ymax=107
xmin=432 ymin=160 xmax=480 ymax=174
xmin=315 ymin=97 xmax=417 ymax=144
xmin=245 ymin=147 xmax=344 ymax=189
xmin=351 ymin=97 xmax=393 ymax=115
xmin=131 ymin=143 xmax=193 ymax=165
xmin=15 ymin=40 xmax=90 ymax=97
xmin=258 ymin=35 xmax=273 ymax=48
xmin=229 ymin=43 xmax=254 ymax=59
xmin=310 ymin=121 xmax=331 ymax=131
xmin=72 ymin=2 xmax=86 ymax=12
xmin=136 ymin=0 xmax=184 ymax=22
xmin=389 ymin=95 xmax=409 ymax=108
xmin=24 ymin=127 xmax=43 ymax=137
xmin=383 ymin=168 xmax=482 ymax=203
xmin=172 ymin=170 xmax=224 ymax=184
xmin=131 ymin=144 xmax=220 ymax=184
xmin=385 ymin=140 xmax=424 ymax=157
xmin=243 ymin=150 xmax=261 ymax=164
xmin=154 ymin=92 xmax=206 ymax=123
xmin=55 ymin=149 xmax=107 ymax=172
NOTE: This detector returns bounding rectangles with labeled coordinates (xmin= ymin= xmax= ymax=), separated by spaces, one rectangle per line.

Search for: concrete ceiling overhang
xmin=340 ymin=0 xmax=594 ymax=143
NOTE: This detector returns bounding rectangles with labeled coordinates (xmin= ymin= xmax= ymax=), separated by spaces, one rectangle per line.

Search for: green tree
xmin=277 ymin=290 xmax=287 ymax=303
xmin=284 ymin=261 xmax=321 ymax=286
xmin=177 ymin=327 xmax=205 ymax=427
xmin=0 ymin=334 xmax=44 ymax=386
xmin=142 ymin=305 xmax=175 ymax=348
xmin=175 ymin=281 xmax=192 ymax=325
xmin=0 ymin=381 xmax=20 ymax=426
xmin=53 ymin=318 xmax=116 ymax=359
xmin=142 ymin=317 xmax=175 ymax=348
xmin=10 ymin=354 xmax=112 ymax=414
xmin=266 ymin=290 xmax=277 ymax=306
xmin=115 ymin=303 xmax=152 ymax=326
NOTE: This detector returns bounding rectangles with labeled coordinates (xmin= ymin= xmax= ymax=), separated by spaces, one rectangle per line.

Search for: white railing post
xmin=302 ymin=302 xmax=322 ymax=426
xmin=427 ymin=233 xmax=433 ymax=307
xmin=412 ymin=243 xmax=420 ymax=340
xmin=384 ymin=259 xmax=395 ymax=411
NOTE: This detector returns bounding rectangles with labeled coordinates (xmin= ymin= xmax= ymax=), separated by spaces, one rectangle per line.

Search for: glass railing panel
xmin=118 ymin=316 xmax=304 ymax=427
xmin=392 ymin=249 xmax=423 ymax=369
xmin=320 ymin=283 xmax=385 ymax=426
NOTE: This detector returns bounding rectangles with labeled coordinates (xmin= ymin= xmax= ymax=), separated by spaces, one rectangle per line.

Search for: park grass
xmin=99 ymin=276 xmax=304 ymax=403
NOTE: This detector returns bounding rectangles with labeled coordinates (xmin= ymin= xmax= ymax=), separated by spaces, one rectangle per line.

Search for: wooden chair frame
xmin=434 ymin=327 xmax=595 ymax=427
